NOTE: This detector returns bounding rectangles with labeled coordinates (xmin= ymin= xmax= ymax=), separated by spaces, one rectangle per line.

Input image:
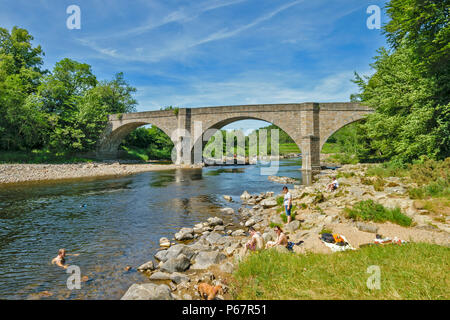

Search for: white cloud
xmin=77 ymin=0 xmax=306 ymax=63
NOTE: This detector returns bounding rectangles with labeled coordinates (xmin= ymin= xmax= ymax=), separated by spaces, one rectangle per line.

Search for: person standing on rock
xmin=282 ymin=186 xmax=293 ymax=224
xmin=242 ymin=227 xmax=265 ymax=256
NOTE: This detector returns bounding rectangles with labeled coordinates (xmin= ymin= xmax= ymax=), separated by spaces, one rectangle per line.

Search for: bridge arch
xmin=319 ymin=113 xmax=369 ymax=152
xmin=189 ymin=115 xmax=304 ymax=163
xmin=97 ymin=113 xmax=178 ymax=159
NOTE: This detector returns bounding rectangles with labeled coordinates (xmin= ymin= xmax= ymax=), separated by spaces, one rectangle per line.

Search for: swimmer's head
xmin=58 ymin=249 xmax=66 ymax=257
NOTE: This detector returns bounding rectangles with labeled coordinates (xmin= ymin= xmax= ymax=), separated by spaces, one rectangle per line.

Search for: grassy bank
xmin=0 ymin=150 xmax=93 ymax=164
xmin=365 ymin=158 xmax=450 ymax=200
xmin=232 ymin=243 xmax=449 ymax=300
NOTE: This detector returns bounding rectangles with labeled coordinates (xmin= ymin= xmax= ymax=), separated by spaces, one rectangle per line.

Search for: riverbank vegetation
xmin=327 ymin=0 xmax=449 ymax=166
xmin=345 ymin=200 xmax=412 ymax=227
xmin=0 ymin=27 xmax=137 ymax=162
xmin=119 ymin=127 xmax=174 ymax=161
xmin=365 ymin=157 xmax=450 ymax=200
xmin=232 ymin=243 xmax=449 ymax=300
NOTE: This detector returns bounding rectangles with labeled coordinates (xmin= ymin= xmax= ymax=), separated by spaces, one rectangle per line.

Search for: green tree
xmin=352 ymin=0 xmax=450 ymax=163
xmin=0 ymin=27 xmax=47 ymax=150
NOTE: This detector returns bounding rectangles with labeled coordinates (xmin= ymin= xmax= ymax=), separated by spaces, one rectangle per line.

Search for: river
xmin=0 ymin=159 xmax=304 ymax=300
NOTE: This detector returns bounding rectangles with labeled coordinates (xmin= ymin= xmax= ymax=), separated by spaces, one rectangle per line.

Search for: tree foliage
xmin=0 ymin=26 xmax=137 ymax=154
xmin=352 ymin=0 xmax=450 ymax=163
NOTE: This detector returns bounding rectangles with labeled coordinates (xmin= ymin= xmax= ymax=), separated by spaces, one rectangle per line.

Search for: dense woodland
xmin=0 ymin=0 xmax=448 ymax=164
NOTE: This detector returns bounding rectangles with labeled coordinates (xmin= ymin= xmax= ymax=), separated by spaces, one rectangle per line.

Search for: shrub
xmin=280 ymin=210 xmax=297 ymax=223
xmin=345 ymin=199 xmax=412 ymax=227
xmin=276 ymin=196 xmax=284 ymax=206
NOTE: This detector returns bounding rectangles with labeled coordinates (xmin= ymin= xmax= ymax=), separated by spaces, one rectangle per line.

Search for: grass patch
xmin=280 ymin=211 xmax=297 ymax=223
xmin=0 ymin=150 xmax=93 ymax=164
xmin=321 ymin=142 xmax=340 ymax=154
xmin=366 ymin=158 xmax=449 ymax=200
xmin=325 ymin=153 xmax=359 ymax=165
xmin=279 ymin=143 xmax=300 ymax=155
xmin=319 ymin=228 xmax=333 ymax=234
xmin=276 ymin=196 xmax=284 ymax=206
xmin=345 ymin=200 xmax=412 ymax=227
xmin=231 ymin=243 xmax=449 ymax=299
xmin=269 ymin=222 xmax=283 ymax=229
xmin=408 ymin=178 xmax=450 ymax=199
xmin=336 ymin=171 xmax=355 ymax=179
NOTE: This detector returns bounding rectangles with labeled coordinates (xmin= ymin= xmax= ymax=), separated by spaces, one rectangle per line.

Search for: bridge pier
xmin=300 ymin=135 xmax=321 ymax=172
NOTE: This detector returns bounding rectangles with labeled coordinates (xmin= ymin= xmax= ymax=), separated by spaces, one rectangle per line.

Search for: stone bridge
xmin=97 ymin=102 xmax=373 ymax=171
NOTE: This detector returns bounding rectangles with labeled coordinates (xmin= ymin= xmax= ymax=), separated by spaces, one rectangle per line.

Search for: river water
xmin=0 ymin=159 xmax=304 ymax=300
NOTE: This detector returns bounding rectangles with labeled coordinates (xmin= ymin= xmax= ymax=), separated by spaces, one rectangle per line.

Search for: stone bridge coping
xmin=108 ymin=102 xmax=373 ymax=121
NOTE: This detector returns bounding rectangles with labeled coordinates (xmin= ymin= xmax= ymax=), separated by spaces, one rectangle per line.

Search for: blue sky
xmin=0 ymin=0 xmax=388 ymax=130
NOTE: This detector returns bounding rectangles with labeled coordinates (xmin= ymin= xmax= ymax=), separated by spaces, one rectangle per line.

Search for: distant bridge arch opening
xmin=191 ymin=117 xmax=303 ymax=164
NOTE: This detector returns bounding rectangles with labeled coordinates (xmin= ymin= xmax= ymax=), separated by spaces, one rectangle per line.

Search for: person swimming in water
xmin=51 ymin=249 xmax=79 ymax=269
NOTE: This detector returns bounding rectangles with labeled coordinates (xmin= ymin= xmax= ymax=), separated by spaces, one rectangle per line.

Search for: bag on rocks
xmin=321 ymin=233 xmax=335 ymax=243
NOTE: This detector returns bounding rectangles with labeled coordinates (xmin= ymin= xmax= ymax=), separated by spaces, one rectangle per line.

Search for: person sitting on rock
xmin=327 ymin=176 xmax=339 ymax=192
xmin=242 ymin=227 xmax=265 ymax=256
xmin=266 ymin=226 xmax=288 ymax=248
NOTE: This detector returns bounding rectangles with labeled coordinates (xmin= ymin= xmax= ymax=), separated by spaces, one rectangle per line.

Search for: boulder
xmin=219 ymin=262 xmax=235 ymax=274
xmin=214 ymin=225 xmax=225 ymax=231
xmin=223 ymin=195 xmax=233 ymax=202
xmin=285 ymin=220 xmax=300 ymax=233
xmin=270 ymin=215 xmax=284 ymax=225
xmin=205 ymin=232 xmax=223 ymax=245
xmin=170 ymin=272 xmax=190 ymax=284
xmin=188 ymin=240 xmax=211 ymax=252
xmin=154 ymin=249 xmax=168 ymax=262
xmin=191 ymin=251 xmax=227 ymax=270
xmin=244 ymin=218 xmax=256 ymax=227
xmin=164 ymin=244 xmax=196 ymax=261
xmin=240 ymin=191 xmax=251 ymax=200
xmin=261 ymin=198 xmax=278 ymax=208
xmin=159 ymin=237 xmax=171 ymax=248
xmin=207 ymin=217 xmax=224 ymax=226
xmin=220 ymin=207 xmax=235 ymax=215
xmin=160 ymin=254 xmax=191 ymax=273
xmin=175 ymin=228 xmax=194 ymax=241
xmin=149 ymin=271 xmax=172 ymax=281
xmin=356 ymin=222 xmax=379 ymax=234
xmin=137 ymin=260 xmax=155 ymax=272
xmin=262 ymin=232 xmax=274 ymax=243
xmin=231 ymin=229 xmax=246 ymax=237
xmin=121 ymin=283 xmax=174 ymax=300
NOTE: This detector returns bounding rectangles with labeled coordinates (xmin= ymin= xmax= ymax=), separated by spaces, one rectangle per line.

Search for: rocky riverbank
xmin=121 ymin=163 xmax=450 ymax=300
xmin=0 ymin=162 xmax=203 ymax=185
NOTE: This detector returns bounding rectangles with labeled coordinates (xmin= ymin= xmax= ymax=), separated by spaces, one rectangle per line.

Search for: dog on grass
xmin=197 ymin=283 xmax=222 ymax=300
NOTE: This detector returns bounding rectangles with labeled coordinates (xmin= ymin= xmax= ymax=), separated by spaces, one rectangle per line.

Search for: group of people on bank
xmin=243 ymin=176 xmax=339 ymax=255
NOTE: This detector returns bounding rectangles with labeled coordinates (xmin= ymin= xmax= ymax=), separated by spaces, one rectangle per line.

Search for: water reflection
xmin=0 ymin=159 xmax=306 ymax=299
